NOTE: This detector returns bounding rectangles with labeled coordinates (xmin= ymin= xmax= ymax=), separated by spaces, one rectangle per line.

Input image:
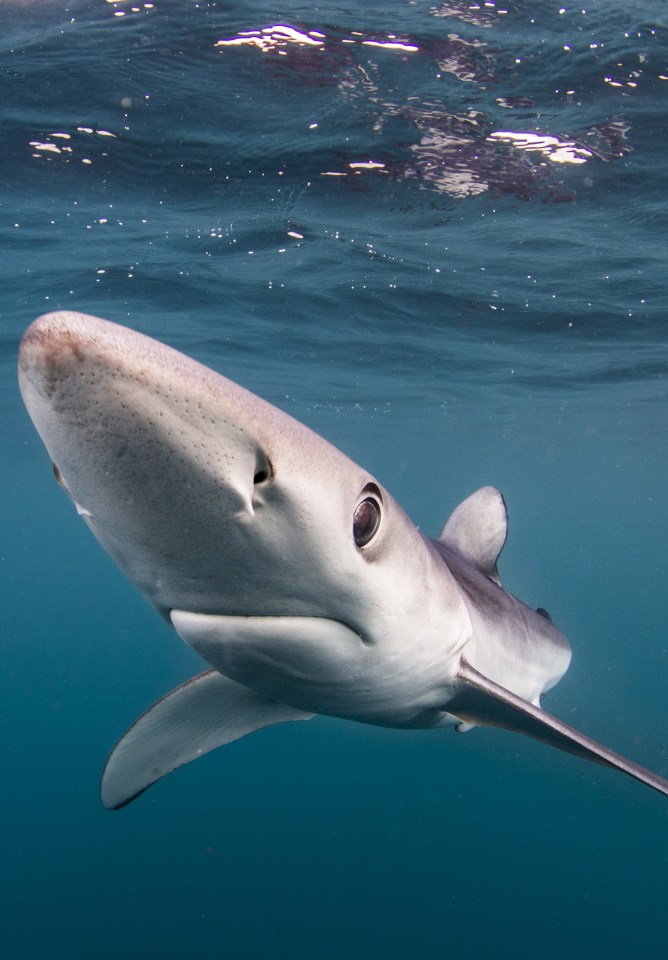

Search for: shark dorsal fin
xmin=439 ymin=486 xmax=507 ymax=585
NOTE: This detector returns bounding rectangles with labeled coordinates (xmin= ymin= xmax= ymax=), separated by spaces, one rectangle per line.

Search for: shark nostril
xmin=253 ymin=458 xmax=273 ymax=485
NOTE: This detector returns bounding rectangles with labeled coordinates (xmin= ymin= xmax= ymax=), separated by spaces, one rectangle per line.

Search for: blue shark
xmin=17 ymin=311 xmax=668 ymax=808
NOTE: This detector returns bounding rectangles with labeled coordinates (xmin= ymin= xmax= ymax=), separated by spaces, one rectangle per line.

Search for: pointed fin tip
xmin=103 ymin=784 xmax=149 ymax=811
xmin=451 ymin=660 xmax=668 ymax=799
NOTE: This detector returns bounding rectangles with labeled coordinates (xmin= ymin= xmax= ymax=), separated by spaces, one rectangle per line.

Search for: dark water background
xmin=2 ymin=1 xmax=667 ymax=957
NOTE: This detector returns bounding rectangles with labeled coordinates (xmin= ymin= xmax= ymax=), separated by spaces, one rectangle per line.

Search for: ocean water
xmin=2 ymin=0 xmax=667 ymax=956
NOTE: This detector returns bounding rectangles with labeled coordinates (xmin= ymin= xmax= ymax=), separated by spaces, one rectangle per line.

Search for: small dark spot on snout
xmin=52 ymin=462 xmax=65 ymax=486
xmin=20 ymin=322 xmax=88 ymax=400
xmin=40 ymin=329 xmax=86 ymax=368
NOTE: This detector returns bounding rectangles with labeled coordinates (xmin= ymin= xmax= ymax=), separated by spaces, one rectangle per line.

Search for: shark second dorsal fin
xmin=439 ymin=486 xmax=507 ymax=585
xmin=100 ymin=670 xmax=314 ymax=809
xmin=450 ymin=660 xmax=668 ymax=799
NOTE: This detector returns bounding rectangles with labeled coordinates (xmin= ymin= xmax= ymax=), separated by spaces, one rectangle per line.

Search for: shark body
xmin=17 ymin=311 xmax=668 ymax=807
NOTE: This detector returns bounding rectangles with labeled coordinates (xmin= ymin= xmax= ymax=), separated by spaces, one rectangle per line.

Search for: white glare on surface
xmin=487 ymin=131 xmax=594 ymax=164
xmin=216 ymin=25 xmax=325 ymax=52
xmin=348 ymin=161 xmax=386 ymax=170
xmin=28 ymin=127 xmax=118 ymax=164
xmin=216 ymin=24 xmax=419 ymax=55
xmin=362 ymin=40 xmax=419 ymax=53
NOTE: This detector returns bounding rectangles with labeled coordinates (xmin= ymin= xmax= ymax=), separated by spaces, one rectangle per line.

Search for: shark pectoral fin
xmin=100 ymin=669 xmax=314 ymax=810
xmin=452 ymin=660 xmax=668 ymax=798
xmin=439 ymin=486 xmax=507 ymax=585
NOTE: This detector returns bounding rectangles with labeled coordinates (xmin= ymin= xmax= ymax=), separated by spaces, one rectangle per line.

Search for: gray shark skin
xmin=17 ymin=311 xmax=668 ymax=808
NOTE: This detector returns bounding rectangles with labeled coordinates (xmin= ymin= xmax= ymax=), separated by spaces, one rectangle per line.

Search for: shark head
xmin=18 ymin=311 xmax=470 ymax=722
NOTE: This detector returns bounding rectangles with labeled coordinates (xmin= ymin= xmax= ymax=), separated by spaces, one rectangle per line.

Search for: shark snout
xmin=17 ymin=312 xmax=365 ymax=618
xmin=18 ymin=312 xmax=284 ymax=609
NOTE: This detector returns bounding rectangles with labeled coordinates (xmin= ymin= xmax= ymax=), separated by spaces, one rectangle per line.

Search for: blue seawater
xmin=2 ymin=1 xmax=667 ymax=957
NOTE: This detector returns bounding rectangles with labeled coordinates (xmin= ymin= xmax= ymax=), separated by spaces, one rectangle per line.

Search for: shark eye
xmin=353 ymin=496 xmax=381 ymax=547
